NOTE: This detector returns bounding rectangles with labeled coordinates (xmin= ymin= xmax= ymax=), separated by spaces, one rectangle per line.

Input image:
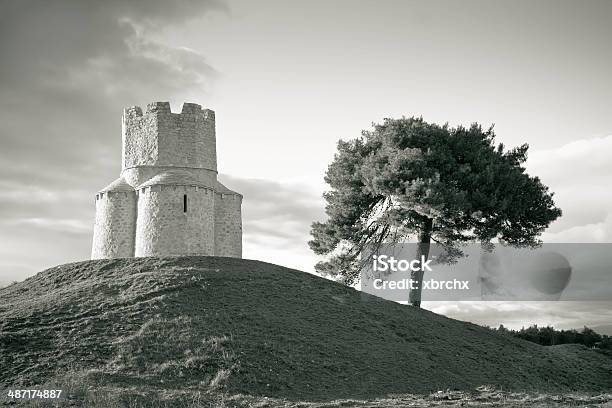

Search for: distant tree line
xmin=492 ymin=324 xmax=612 ymax=350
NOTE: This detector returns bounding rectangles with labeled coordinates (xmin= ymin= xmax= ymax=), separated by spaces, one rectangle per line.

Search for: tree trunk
xmin=409 ymin=217 xmax=433 ymax=307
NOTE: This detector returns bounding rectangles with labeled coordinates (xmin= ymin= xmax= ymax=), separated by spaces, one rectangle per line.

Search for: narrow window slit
xmin=183 ymin=194 xmax=187 ymax=212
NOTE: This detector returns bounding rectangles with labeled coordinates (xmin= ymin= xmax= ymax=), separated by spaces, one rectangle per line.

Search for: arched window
xmin=183 ymin=194 xmax=187 ymax=212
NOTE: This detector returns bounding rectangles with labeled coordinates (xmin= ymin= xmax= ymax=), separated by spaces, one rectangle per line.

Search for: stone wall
xmin=121 ymin=166 xmax=217 ymax=192
xmin=93 ymin=101 xmax=242 ymax=260
xmin=122 ymin=106 xmax=158 ymax=169
xmin=214 ymin=192 xmax=243 ymax=257
xmin=91 ymin=191 xmax=137 ymax=259
xmin=134 ymin=185 xmax=215 ymax=257
xmin=122 ymin=102 xmax=217 ymax=172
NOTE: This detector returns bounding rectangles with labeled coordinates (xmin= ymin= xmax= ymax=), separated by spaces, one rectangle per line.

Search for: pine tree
xmin=310 ymin=117 xmax=562 ymax=307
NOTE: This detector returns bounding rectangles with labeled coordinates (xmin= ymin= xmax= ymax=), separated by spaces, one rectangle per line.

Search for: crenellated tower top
xmin=121 ymin=102 xmax=217 ymax=172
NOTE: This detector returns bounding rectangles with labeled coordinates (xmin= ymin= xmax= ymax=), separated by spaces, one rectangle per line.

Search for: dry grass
xmin=5 ymin=386 xmax=612 ymax=407
xmin=1 ymin=256 xmax=611 ymax=406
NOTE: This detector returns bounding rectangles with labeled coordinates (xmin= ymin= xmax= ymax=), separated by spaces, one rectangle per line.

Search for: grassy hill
xmin=1 ymin=257 xmax=611 ymax=406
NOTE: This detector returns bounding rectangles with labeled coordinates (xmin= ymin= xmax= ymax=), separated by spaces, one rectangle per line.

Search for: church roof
xmin=99 ymin=177 xmax=134 ymax=193
xmin=216 ymin=181 xmax=242 ymax=196
xmin=137 ymin=170 xmax=206 ymax=189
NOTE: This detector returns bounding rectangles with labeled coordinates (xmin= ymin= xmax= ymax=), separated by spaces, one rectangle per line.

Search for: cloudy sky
xmin=1 ymin=0 xmax=611 ymax=330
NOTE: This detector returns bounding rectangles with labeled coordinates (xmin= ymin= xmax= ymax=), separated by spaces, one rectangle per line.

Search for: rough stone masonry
xmin=91 ymin=102 xmax=242 ymax=259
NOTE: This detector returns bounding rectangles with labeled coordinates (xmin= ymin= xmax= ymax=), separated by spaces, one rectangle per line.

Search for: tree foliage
xmin=310 ymin=117 xmax=562 ymax=305
xmin=495 ymin=325 xmax=611 ymax=349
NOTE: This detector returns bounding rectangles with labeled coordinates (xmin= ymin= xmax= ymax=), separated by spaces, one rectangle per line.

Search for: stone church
xmin=91 ymin=102 xmax=242 ymax=259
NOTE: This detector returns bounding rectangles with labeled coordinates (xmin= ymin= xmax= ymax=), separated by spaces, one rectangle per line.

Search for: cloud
xmin=1 ymin=218 xmax=91 ymax=235
xmin=219 ymin=174 xmax=325 ymax=248
xmin=427 ymin=301 xmax=612 ymax=331
xmin=217 ymin=175 xmax=326 ymax=273
xmin=1 ymin=0 xmax=609 ymax=334
xmin=525 ymin=135 xmax=612 ymax=241
xmin=543 ymin=215 xmax=612 ymax=243
xmin=0 ymin=0 xmax=224 ymax=284
xmin=0 ymin=0 xmax=223 ymax=152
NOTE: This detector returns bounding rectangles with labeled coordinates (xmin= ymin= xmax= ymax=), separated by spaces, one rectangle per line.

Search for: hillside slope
xmin=0 ymin=257 xmax=611 ymax=401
